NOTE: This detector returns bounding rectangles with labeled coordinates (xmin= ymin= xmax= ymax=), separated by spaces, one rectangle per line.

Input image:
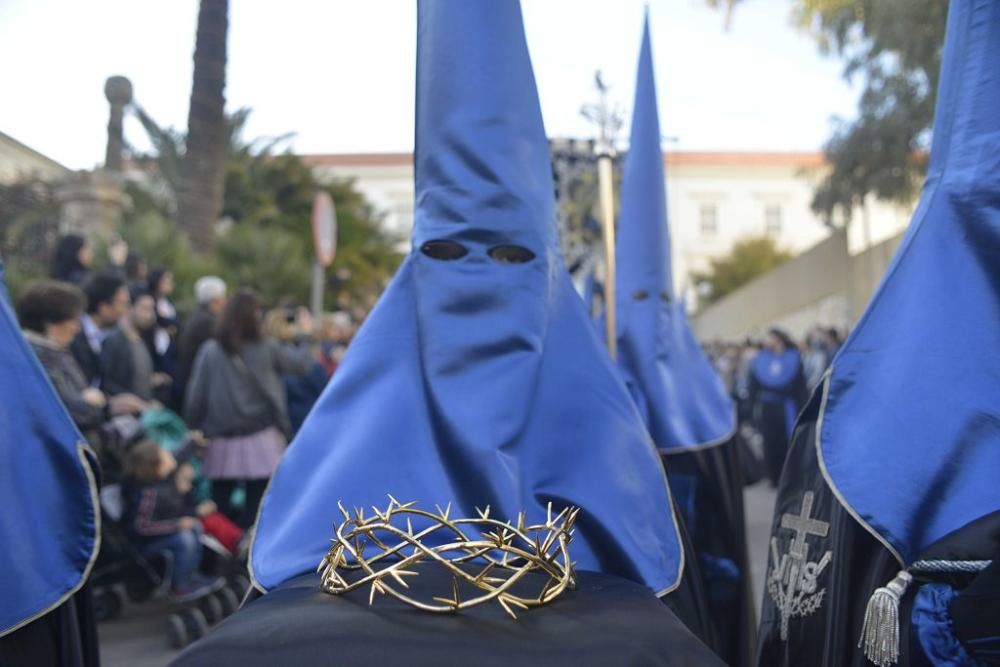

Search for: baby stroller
xmin=90 ymin=413 xmax=251 ymax=649
xmin=91 ymin=481 xmax=250 ymax=648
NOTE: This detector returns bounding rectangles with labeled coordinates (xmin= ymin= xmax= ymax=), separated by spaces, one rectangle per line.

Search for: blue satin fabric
xmin=752 ymin=350 xmax=801 ymax=390
xmin=754 ymin=350 xmax=803 ymax=440
xmin=819 ymin=0 xmax=1000 ymax=565
xmin=0 ymin=264 xmax=99 ymax=636
xmin=251 ymin=0 xmax=683 ymax=596
xmin=613 ymin=15 xmax=734 ymax=451
xmin=911 ymin=584 xmax=977 ymax=667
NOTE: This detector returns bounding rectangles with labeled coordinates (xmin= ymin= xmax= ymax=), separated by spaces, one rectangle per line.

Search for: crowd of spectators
xmin=16 ymin=233 xmax=357 ymax=600
xmin=19 ymin=231 xmax=848 ymax=599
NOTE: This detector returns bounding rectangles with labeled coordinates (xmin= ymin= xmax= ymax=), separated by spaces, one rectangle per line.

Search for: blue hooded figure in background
xmin=612 ymin=14 xmax=754 ymax=666
xmin=757 ymin=2 xmax=1000 ymax=665
xmin=0 ymin=256 xmax=101 ymax=667
xmin=250 ymin=0 xmax=687 ymax=601
xmin=748 ymin=327 xmax=808 ymax=487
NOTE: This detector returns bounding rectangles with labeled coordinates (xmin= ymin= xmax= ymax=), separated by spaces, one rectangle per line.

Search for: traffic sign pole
xmin=310 ymin=191 xmax=338 ymax=315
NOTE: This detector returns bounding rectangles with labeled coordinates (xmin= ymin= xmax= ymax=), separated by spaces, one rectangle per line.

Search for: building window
xmin=765 ymin=204 xmax=782 ymax=235
xmin=700 ymin=204 xmax=718 ymax=236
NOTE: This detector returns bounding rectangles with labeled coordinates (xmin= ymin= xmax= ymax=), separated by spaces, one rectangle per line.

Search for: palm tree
xmin=176 ymin=0 xmax=229 ymax=254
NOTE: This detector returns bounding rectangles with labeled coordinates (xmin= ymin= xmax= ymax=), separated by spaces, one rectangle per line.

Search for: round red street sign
xmin=312 ymin=191 xmax=337 ymax=267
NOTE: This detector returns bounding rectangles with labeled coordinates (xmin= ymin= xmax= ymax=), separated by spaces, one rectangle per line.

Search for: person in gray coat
xmin=17 ymin=281 xmax=148 ymax=451
xmin=183 ymin=289 xmax=311 ymax=528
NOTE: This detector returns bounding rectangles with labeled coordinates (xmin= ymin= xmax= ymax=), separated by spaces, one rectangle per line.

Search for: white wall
xmin=0 ymin=131 xmax=70 ymax=184
xmin=303 ymin=151 xmax=914 ymax=300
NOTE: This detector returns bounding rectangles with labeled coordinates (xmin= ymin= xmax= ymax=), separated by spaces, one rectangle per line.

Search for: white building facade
xmin=0 ymin=131 xmax=70 ymax=184
xmin=304 ymin=150 xmax=913 ymax=300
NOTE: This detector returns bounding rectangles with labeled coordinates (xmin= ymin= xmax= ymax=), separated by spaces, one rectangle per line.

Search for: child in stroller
xmin=121 ymin=436 xmax=232 ymax=600
xmin=92 ymin=423 xmax=249 ymax=648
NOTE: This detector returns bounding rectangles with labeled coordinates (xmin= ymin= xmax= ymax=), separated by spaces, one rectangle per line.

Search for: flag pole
xmin=597 ymin=145 xmax=617 ymax=361
xmin=581 ymin=71 xmax=620 ymax=359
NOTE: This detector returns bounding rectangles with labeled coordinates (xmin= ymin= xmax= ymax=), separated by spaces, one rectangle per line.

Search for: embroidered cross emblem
xmin=781 ymin=491 xmax=829 ymax=561
xmin=768 ymin=491 xmax=832 ymax=640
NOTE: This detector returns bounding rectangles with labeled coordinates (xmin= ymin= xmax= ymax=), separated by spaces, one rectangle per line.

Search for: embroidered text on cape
xmin=767 ymin=491 xmax=832 ymax=640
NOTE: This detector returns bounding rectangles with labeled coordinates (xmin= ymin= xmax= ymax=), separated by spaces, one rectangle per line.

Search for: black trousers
xmin=212 ymin=479 xmax=269 ymax=530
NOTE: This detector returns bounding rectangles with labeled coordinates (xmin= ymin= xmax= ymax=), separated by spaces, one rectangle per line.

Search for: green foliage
xmin=0 ymin=179 xmax=61 ymax=298
xmin=712 ymin=0 xmax=946 ymax=224
xmin=125 ymin=107 xmax=403 ymax=311
xmin=691 ymin=235 xmax=793 ymax=305
xmin=118 ymin=211 xmax=215 ymax=311
xmin=796 ymin=0 xmax=946 ymax=223
xmin=215 ymin=224 xmax=310 ymax=307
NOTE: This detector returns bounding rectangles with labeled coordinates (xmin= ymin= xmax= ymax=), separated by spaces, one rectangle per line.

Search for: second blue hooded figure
xmin=612 ymin=14 xmax=755 ymax=666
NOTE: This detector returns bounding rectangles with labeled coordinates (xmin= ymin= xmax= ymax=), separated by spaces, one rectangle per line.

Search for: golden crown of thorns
xmin=318 ymin=496 xmax=579 ymax=618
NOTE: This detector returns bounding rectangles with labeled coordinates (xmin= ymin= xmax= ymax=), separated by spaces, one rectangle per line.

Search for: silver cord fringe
xmin=859 ymin=559 xmax=992 ymax=666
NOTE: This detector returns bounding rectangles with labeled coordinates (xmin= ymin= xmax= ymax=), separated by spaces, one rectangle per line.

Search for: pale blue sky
xmin=0 ymin=0 xmax=860 ymax=170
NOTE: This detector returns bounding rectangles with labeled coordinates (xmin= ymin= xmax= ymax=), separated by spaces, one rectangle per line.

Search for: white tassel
xmin=859 ymin=570 xmax=912 ymax=666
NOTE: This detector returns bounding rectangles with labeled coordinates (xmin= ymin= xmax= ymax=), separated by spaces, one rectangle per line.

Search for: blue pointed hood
xmin=614 ymin=15 xmax=735 ymax=451
xmin=251 ymin=0 xmax=684 ymax=596
xmin=0 ymin=264 xmax=100 ymax=637
xmin=818 ymin=0 xmax=1000 ymax=565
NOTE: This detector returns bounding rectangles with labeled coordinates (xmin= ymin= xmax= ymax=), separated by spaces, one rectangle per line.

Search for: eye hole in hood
xmin=632 ymin=290 xmax=649 ymax=301
xmin=488 ymin=244 xmax=536 ymax=264
xmin=420 ymin=240 xmax=469 ymax=260
xmin=660 ymin=291 xmax=671 ymax=303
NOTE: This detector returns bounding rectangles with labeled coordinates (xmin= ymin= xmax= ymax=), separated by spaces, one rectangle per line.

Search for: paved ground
xmin=98 ymin=482 xmax=778 ymax=666
xmin=98 ymin=598 xmax=185 ymax=667
xmin=744 ymin=480 xmax=778 ymax=614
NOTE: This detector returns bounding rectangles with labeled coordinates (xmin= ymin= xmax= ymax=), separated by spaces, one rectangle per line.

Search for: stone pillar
xmin=54 ymin=77 xmax=134 ymax=243
xmin=104 ymin=76 xmax=133 ymax=172
xmin=56 ymin=170 xmax=129 ymax=243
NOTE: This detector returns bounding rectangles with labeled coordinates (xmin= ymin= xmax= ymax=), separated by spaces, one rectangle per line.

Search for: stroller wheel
xmin=217 ymin=587 xmax=240 ymax=616
xmin=200 ymin=594 xmax=224 ymax=624
xmin=166 ymin=613 xmax=189 ymax=649
xmin=182 ymin=607 xmax=209 ymax=640
xmin=229 ymin=573 xmax=251 ymax=597
xmin=93 ymin=589 xmax=124 ymax=621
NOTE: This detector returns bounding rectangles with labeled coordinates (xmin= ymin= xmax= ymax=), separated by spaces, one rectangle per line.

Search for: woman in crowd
xmin=17 ymin=280 xmax=147 ymax=449
xmin=49 ymin=234 xmax=93 ymax=285
xmin=50 ymin=234 xmax=129 ymax=285
xmin=183 ymin=289 xmax=311 ymax=528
